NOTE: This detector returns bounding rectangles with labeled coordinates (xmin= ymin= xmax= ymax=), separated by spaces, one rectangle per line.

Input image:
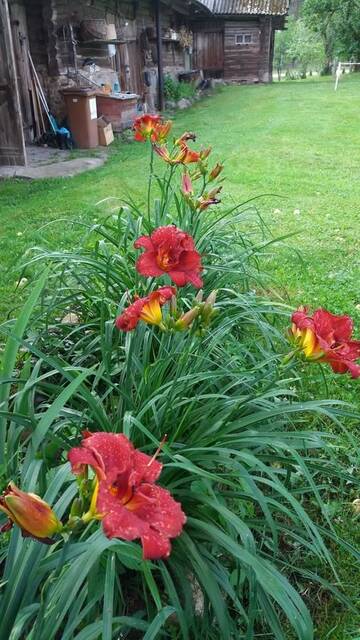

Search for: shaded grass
xmin=0 ymin=75 xmax=360 ymax=637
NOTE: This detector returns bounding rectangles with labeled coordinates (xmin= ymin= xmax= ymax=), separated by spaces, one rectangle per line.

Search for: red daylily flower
xmin=291 ymin=306 xmax=360 ymax=378
xmin=134 ymin=226 xmax=203 ymax=288
xmin=115 ymin=286 xmax=175 ymax=332
xmin=133 ymin=114 xmax=161 ymax=142
xmin=68 ymin=432 xmax=186 ymax=560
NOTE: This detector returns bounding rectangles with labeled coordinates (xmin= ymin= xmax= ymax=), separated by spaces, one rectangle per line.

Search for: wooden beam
xmin=154 ymin=0 xmax=164 ymax=111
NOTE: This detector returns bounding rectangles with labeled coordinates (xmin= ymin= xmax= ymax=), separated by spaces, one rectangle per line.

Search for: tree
xmin=274 ymin=17 xmax=325 ymax=80
xmin=303 ymin=0 xmax=360 ymax=72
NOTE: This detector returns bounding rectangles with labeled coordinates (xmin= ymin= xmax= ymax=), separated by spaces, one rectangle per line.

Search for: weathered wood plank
xmin=0 ymin=0 xmax=26 ymax=165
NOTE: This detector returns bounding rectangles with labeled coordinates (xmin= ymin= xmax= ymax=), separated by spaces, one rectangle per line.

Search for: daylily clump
xmin=68 ymin=432 xmax=186 ymax=559
xmin=290 ymin=306 xmax=360 ymax=378
xmin=0 ymin=482 xmax=62 ymax=543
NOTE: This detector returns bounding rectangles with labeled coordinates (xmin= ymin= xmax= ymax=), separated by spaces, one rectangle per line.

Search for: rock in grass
xmin=177 ymin=98 xmax=192 ymax=110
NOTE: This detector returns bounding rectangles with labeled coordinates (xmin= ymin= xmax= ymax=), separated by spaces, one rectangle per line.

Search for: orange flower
xmin=181 ymin=144 xmax=201 ymax=164
xmin=152 ymin=120 xmax=172 ymax=144
xmin=153 ymin=144 xmax=187 ymax=165
xmin=133 ymin=114 xmax=161 ymax=142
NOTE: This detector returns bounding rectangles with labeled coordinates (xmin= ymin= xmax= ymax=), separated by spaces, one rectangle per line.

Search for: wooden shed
xmin=192 ymin=0 xmax=289 ymax=83
xmin=0 ymin=0 xmax=288 ymax=167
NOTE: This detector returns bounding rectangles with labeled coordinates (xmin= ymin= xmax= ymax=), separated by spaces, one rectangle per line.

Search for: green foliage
xmin=303 ymin=0 xmax=360 ymax=68
xmin=164 ymin=75 xmax=197 ymax=103
xmin=0 ymin=131 xmax=360 ymax=640
xmin=1 ymin=84 xmax=360 ymax=639
xmin=274 ymin=17 xmax=325 ymax=80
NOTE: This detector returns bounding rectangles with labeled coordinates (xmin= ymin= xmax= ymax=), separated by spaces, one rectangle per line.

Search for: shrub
xmin=164 ymin=75 xmax=197 ymax=103
xmin=0 ymin=115 xmax=359 ymax=640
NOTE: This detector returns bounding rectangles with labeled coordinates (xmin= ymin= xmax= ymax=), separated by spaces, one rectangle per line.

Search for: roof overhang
xmin=196 ymin=1 xmax=289 ymax=16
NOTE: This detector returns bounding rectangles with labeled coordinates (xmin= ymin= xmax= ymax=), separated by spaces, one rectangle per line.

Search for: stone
xmin=165 ymin=100 xmax=176 ymax=110
xmin=61 ymin=312 xmax=80 ymax=325
xmin=177 ymin=98 xmax=192 ymax=110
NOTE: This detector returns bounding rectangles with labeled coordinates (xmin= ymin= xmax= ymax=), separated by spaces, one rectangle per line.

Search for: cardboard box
xmin=97 ymin=117 xmax=114 ymax=146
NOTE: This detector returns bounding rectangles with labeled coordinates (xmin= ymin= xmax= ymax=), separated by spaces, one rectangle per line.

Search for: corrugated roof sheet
xmin=196 ymin=0 xmax=289 ymax=15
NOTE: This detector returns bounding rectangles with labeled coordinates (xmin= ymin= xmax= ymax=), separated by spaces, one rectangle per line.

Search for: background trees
xmin=275 ymin=0 xmax=360 ymax=79
xmin=303 ymin=0 xmax=360 ymax=71
xmin=274 ymin=16 xmax=325 ymax=80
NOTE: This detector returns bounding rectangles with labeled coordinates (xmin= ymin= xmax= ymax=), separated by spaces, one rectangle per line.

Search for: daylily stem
xmin=147 ymin=144 xmax=154 ymax=224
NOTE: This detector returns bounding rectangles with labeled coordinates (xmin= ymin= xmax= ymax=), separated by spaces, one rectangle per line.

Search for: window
xmin=235 ymin=33 xmax=253 ymax=45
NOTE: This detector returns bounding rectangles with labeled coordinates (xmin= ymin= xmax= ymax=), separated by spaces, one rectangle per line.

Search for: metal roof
xmin=196 ymin=0 xmax=289 ymax=15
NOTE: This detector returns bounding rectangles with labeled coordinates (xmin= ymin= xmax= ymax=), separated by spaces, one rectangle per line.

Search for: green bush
xmin=164 ymin=74 xmax=197 ymax=103
xmin=0 ymin=118 xmax=359 ymax=640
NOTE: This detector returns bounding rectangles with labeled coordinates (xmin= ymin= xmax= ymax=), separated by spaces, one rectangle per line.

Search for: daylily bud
xmin=181 ymin=173 xmax=193 ymax=196
xmin=0 ymin=482 xmax=62 ymax=541
xmin=195 ymin=290 xmax=204 ymax=303
xmin=200 ymin=147 xmax=212 ymax=160
xmin=170 ymin=294 xmax=177 ymax=315
xmin=175 ymin=307 xmax=200 ymax=330
xmin=209 ymin=163 xmax=224 ymax=181
xmin=206 ymin=290 xmax=217 ymax=306
xmin=70 ymin=497 xmax=83 ymax=518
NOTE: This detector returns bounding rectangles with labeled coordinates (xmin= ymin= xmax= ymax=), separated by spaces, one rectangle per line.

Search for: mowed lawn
xmin=1 ymin=75 xmax=360 ymax=638
xmin=1 ymin=76 xmax=360 ymax=321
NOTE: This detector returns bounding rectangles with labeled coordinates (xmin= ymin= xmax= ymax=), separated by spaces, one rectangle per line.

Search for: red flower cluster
xmin=291 ymin=307 xmax=360 ymax=378
xmin=115 ymin=286 xmax=175 ymax=332
xmin=135 ymin=225 xmax=203 ymax=288
xmin=68 ymin=432 xmax=186 ymax=560
xmin=133 ymin=114 xmax=172 ymax=144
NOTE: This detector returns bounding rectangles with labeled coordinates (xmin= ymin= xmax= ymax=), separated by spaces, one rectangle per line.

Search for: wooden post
xmin=0 ymin=0 xmax=26 ymax=165
xmin=154 ymin=0 xmax=164 ymax=111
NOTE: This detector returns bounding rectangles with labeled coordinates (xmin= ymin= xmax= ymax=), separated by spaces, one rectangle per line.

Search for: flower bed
xmin=0 ymin=114 xmax=359 ymax=639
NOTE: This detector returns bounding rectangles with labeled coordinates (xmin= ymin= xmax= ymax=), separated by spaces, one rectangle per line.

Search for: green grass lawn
xmin=1 ymin=75 xmax=360 ymax=638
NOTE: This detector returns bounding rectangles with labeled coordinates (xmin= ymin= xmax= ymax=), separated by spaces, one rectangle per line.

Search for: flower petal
xmin=68 ymin=446 xmax=106 ymax=480
xmin=134 ymin=236 xmax=155 ymax=251
xmin=132 ymin=484 xmax=186 ymax=538
xmin=79 ymin=433 xmax=134 ymax=479
xmin=141 ymin=529 xmax=171 ymax=560
xmin=136 ymin=253 xmax=164 ymax=278
xmin=132 ymin=450 xmax=162 ymax=484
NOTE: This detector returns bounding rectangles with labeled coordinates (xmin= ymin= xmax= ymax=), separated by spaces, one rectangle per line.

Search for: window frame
xmin=235 ymin=32 xmax=254 ymax=46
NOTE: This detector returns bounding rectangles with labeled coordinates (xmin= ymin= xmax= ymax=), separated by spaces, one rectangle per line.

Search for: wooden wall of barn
xmin=192 ymin=16 xmax=274 ymax=83
xmin=224 ymin=18 xmax=273 ymax=82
